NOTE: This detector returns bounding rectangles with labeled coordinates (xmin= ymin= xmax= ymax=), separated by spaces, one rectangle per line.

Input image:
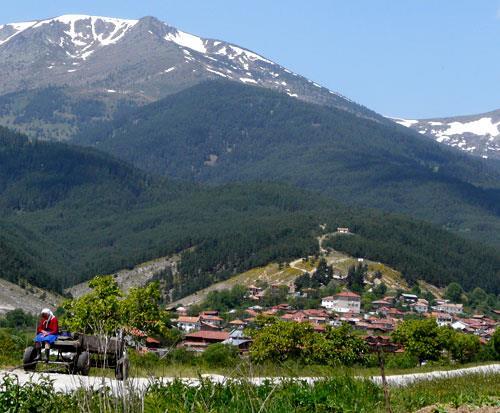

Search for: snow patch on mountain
xmin=440 ymin=118 xmax=500 ymax=137
xmin=393 ymin=118 xmax=418 ymax=128
xmin=164 ymin=29 xmax=207 ymax=53
xmin=0 ymin=21 xmax=37 ymax=45
xmin=0 ymin=14 xmax=369 ymax=122
xmin=391 ymin=113 xmax=500 ymax=160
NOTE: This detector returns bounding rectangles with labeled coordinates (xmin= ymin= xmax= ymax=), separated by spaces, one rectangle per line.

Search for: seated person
xmin=34 ymin=308 xmax=59 ymax=362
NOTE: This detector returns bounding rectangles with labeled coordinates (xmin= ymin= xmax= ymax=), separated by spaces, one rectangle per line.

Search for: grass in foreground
xmin=1 ymin=371 xmax=498 ymax=412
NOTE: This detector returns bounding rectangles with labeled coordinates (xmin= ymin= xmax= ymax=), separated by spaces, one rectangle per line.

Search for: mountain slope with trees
xmin=0 ymin=126 xmax=498 ymax=297
xmin=76 ymin=80 xmax=500 ymax=246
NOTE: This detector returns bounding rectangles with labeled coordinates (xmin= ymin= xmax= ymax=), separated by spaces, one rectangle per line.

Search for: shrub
xmin=385 ymin=352 xmax=419 ymax=369
xmin=168 ymin=347 xmax=197 ymax=365
xmin=202 ymin=344 xmax=238 ymax=368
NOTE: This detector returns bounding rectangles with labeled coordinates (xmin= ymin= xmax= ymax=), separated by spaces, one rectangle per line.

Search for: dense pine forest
xmin=0 ymin=126 xmax=498 ymax=297
xmin=75 ymin=80 xmax=500 ymax=247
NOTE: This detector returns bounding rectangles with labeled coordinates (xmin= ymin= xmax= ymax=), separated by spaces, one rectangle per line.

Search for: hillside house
xmin=411 ymin=299 xmax=429 ymax=313
xmin=429 ymin=311 xmax=453 ymax=326
xmin=400 ymin=293 xmax=418 ymax=304
xmin=181 ymin=330 xmax=230 ymax=351
xmin=222 ymin=329 xmax=252 ymax=353
xmin=337 ymin=227 xmax=350 ymax=234
xmin=200 ymin=314 xmax=224 ymax=329
xmin=176 ymin=306 xmax=188 ymax=316
xmin=372 ymin=299 xmax=392 ymax=309
xmin=229 ymin=319 xmax=247 ymax=328
xmin=321 ymin=292 xmax=361 ymax=313
xmin=434 ymin=302 xmax=463 ymax=314
xmin=175 ymin=316 xmax=200 ymax=332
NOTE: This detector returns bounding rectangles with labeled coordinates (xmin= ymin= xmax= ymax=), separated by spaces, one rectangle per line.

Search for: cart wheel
xmin=115 ymin=357 xmax=129 ymax=381
xmin=23 ymin=346 xmax=37 ymax=371
xmin=76 ymin=351 xmax=90 ymax=376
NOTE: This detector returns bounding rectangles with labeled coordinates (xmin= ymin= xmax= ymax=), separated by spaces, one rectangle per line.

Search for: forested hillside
xmin=0 ymin=126 xmax=498 ymax=297
xmin=0 ymin=87 xmax=141 ymax=142
xmin=76 ymin=81 xmax=500 ymax=246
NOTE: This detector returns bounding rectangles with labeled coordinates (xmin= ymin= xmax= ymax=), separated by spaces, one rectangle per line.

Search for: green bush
xmin=0 ymin=329 xmax=29 ymax=366
xmin=0 ymin=374 xmax=73 ymax=412
xmin=202 ymin=344 xmax=239 ymax=368
xmin=168 ymin=348 xmax=197 ymax=365
xmin=385 ymin=352 xmax=419 ymax=369
xmin=128 ymin=350 xmax=165 ymax=371
xmin=0 ymin=309 xmax=37 ymax=329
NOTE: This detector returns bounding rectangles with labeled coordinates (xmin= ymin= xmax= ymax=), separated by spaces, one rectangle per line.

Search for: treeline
xmin=325 ymin=215 xmax=500 ymax=294
xmin=74 ymin=80 xmax=500 ymax=246
xmin=0 ymin=125 xmax=499 ymax=298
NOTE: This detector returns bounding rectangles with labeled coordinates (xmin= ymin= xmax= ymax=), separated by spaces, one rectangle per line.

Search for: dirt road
xmin=2 ymin=364 xmax=498 ymax=394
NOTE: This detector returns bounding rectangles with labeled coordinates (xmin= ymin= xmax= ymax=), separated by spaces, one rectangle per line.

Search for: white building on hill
xmin=321 ymin=292 xmax=361 ymax=313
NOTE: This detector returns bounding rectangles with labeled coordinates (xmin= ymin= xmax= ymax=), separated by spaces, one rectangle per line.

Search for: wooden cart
xmin=23 ymin=333 xmax=129 ymax=380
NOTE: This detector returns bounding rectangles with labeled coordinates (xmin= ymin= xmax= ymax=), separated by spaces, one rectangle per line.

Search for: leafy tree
xmin=392 ymin=319 xmax=444 ymax=364
xmin=203 ymin=285 xmax=248 ymax=312
xmin=468 ymin=288 xmax=488 ymax=308
xmin=121 ymin=282 xmax=172 ymax=337
xmin=445 ymin=282 xmax=464 ymax=303
xmin=314 ymin=258 xmax=332 ymax=286
xmin=62 ymin=276 xmax=173 ymax=339
xmin=249 ymin=319 xmax=318 ymax=363
xmin=261 ymin=285 xmax=289 ymax=307
xmin=249 ymin=319 xmax=366 ymax=366
xmin=62 ymin=275 xmax=123 ymax=335
xmin=373 ymin=282 xmax=387 ymax=299
xmin=0 ymin=309 xmax=37 ymax=329
xmin=450 ymin=333 xmax=480 ymax=363
xmin=492 ymin=327 xmax=500 ymax=359
xmin=323 ymin=324 xmax=368 ymax=366
xmin=422 ymin=291 xmax=436 ymax=306
xmin=347 ymin=263 xmax=366 ymax=294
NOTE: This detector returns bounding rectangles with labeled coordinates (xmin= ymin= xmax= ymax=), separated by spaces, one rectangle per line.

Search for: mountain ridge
xmin=0 ymin=14 xmax=375 ymax=119
xmin=392 ymin=108 xmax=500 ymax=161
xmin=75 ymin=80 xmax=500 ymax=246
xmin=1 ymin=125 xmax=498 ymax=296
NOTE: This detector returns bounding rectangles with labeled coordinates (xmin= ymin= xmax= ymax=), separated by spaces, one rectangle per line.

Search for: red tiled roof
xmin=229 ymin=319 xmax=246 ymax=325
xmin=335 ymin=291 xmax=360 ymax=298
xmin=201 ymin=315 xmax=224 ymax=321
xmin=128 ymin=327 xmax=147 ymax=337
xmin=177 ymin=316 xmax=200 ymax=323
xmin=185 ymin=331 xmax=230 ymax=340
xmin=245 ymin=309 xmax=259 ymax=316
xmin=303 ymin=309 xmax=329 ymax=317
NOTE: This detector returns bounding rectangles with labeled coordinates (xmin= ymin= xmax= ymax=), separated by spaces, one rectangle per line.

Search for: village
xmin=162 ymin=288 xmax=498 ymax=354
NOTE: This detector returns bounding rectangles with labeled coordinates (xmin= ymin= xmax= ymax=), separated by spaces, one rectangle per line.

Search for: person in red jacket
xmin=34 ymin=308 xmax=59 ymax=362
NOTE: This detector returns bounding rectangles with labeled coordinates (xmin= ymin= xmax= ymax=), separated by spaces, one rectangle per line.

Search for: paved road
xmin=2 ymin=364 xmax=498 ymax=394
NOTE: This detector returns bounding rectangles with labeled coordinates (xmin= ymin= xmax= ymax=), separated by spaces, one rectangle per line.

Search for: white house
xmin=400 ymin=293 xmax=418 ymax=304
xmin=432 ymin=312 xmax=453 ymax=326
xmin=411 ymin=299 xmax=429 ymax=313
xmin=434 ymin=302 xmax=463 ymax=314
xmin=321 ymin=292 xmax=361 ymax=313
xmin=175 ymin=316 xmax=200 ymax=332
xmin=451 ymin=320 xmax=468 ymax=331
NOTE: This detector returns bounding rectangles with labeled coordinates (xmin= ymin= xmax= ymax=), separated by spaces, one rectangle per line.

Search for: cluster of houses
xmin=156 ymin=288 xmax=498 ymax=353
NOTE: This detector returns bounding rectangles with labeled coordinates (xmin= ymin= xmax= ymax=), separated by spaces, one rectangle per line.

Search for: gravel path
xmin=1 ymin=364 xmax=498 ymax=394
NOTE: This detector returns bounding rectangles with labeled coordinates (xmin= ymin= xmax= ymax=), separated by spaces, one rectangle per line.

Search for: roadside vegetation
xmin=0 ymin=371 xmax=498 ymax=412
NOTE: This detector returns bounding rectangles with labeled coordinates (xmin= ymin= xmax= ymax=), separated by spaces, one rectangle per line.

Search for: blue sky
xmin=1 ymin=0 xmax=499 ymax=118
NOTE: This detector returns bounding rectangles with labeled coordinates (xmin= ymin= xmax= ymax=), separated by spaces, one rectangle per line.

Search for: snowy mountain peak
xmin=0 ymin=14 xmax=373 ymax=121
xmin=0 ymin=15 xmax=138 ymax=60
xmin=392 ymin=111 xmax=500 ymax=160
